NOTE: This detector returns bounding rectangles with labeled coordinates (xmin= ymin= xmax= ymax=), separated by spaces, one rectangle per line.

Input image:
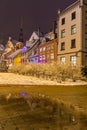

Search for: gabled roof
xmin=28 ymin=31 xmax=43 ymax=42
xmin=26 ymin=39 xmax=39 ymax=48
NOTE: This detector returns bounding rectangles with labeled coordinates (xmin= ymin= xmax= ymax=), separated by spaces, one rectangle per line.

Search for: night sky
xmin=0 ymin=0 xmax=77 ymax=41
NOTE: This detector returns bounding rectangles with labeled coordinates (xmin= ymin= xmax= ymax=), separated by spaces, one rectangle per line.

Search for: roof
xmin=27 ymin=31 xmax=43 ymax=42
xmin=39 ymin=38 xmax=57 ymax=48
xmin=44 ymin=31 xmax=55 ymax=40
xmin=8 ymin=49 xmax=22 ymax=58
xmin=59 ymin=0 xmax=80 ymax=16
xmin=0 ymin=44 xmax=4 ymax=51
xmin=26 ymin=39 xmax=39 ymax=48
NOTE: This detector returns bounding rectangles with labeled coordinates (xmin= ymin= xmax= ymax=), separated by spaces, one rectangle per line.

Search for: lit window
xmin=50 ymin=53 xmax=54 ymax=59
xmin=71 ymin=25 xmax=76 ymax=34
xmin=71 ymin=39 xmax=76 ymax=48
xmin=70 ymin=56 xmax=76 ymax=66
xmin=61 ymin=42 xmax=65 ymax=50
xmin=60 ymin=57 xmax=65 ymax=63
xmin=61 ymin=18 xmax=65 ymax=25
xmin=39 ymin=56 xmax=42 ymax=61
xmin=42 ymin=55 xmax=45 ymax=60
xmin=43 ymin=47 xmax=46 ymax=51
xmin=71 ymin=11 xmax=76 ymax=20
xmin=61 ymin=29 xmax=65 ymax=38
xmin=40 ymin=48 xmax=42 ymax=52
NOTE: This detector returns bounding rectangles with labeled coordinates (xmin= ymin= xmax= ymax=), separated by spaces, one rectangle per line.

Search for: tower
xmin=19 ymin=17 xmax=24 ymax=43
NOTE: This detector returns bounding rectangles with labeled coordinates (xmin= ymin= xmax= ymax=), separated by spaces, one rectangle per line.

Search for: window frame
xmin=50 ymin=53 xmax=54 ymax=60
xmin=61 ymin=42 xmax=65 ymax=51
xmin=71 ymin=25 xmax=76 ymax=35
xmin=61 ymin=18 xmax=65 ymax=25
xmin=70 ymin=55 xmax=76 ymax=66
xmin=60 ymin=57 xmax=66 ymax=63
xmin=71 ymin=11 xmax=76 ymax=20
xmin=71 ymin=39 xmax=76 ymax=49
xmin=61 ymin=29 xmax=65 ymax=38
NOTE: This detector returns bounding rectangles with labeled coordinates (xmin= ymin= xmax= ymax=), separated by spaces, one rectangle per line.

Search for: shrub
xmin=8 ymin=62 xmax=82 ymax=82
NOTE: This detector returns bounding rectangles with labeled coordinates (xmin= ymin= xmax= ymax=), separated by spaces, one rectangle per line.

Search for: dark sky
xmin=0 ymin=0 xmax=77 ymax=41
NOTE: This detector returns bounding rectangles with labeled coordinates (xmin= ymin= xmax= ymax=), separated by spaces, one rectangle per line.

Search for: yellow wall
xmin=14 ymin=55 xmax=21 ymax=65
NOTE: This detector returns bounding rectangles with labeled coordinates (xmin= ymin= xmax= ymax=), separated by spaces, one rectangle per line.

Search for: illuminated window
xmin=60 ymin=57 xmax=65 ymax=63
xmin=70 ymin=56 xmax=76 ymax=66
xmin=43 ymin=47 xmax=46 ymax=51
xmin=39 ymin=56 xmax=42 ymax=61
xmin=50 ymin=53 xmax=54 ymax=59
xmin=42 ymin=55 xmax=45 ymax=60
xmin=40 ymin=48 xmax=43 ymax=52
xmin=71 ymin=25 xmax=76 ymax=34
xmin=61 ymin=29 xmax=65 ymax=38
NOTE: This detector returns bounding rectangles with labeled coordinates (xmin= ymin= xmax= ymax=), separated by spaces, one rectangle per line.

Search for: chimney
xmin=53 ymin=21 xmax=57 ymax=38
xmin=79 ymin=0 xmax=83 ymax=7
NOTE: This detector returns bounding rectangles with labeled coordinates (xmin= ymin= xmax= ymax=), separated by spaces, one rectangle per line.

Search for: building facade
xmin=38 ymin=39 xmax=57 ymax=63
xmin=57 ymin=0 xmax=87 ymax=67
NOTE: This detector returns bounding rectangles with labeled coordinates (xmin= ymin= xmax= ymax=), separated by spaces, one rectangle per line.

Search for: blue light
xmin=22 ymin=46 xmax=27 ymax=52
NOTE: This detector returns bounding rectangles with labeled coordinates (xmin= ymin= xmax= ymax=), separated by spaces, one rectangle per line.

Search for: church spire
xmin=19 ymin=16 xmax=24 ymax=43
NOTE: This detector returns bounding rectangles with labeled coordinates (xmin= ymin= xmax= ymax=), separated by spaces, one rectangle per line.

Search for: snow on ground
xmin=0 ymin=73 xmax=87 ymax=85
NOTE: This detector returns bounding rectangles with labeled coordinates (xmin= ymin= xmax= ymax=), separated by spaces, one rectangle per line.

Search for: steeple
xmin=19 ymin=17 xmax=24 ymax=43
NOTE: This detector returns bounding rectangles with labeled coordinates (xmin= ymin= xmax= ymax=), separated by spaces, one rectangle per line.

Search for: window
xmin=61 ymin=29 xmax=65 ymax=38
xmin=71 ymin=25 xmax=76 ymax=34
xmin=51 ymin=45 xmax=54 ymax=49
xmin=42 ymin=55 xmax=45 ymax=60
xmin=50 ymin=53 xmax=54 ymax=60
xmin=71 ymin=11 xmax=76 ymax=20
xmin=40 ymin=48 xmax=42 ymax=52
xmin=71 ymin=39 xmax=76 ymax=48
xmin=43 ymin=47 xmax=46 ymax=51
xmin=61 ymin=18 xmax=65 ymax=25
xmin=39 ymin=56 xmax=42 ymax=61
xmin=70 ymin=56 xmax=76 ymax=66
xmin=61 ymin=42 xmax=65 ymax=50
xmin=47 ymin=46 xmax=50 ymax=50
xmin=60 ymin=57 xmax=65 ymax=63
